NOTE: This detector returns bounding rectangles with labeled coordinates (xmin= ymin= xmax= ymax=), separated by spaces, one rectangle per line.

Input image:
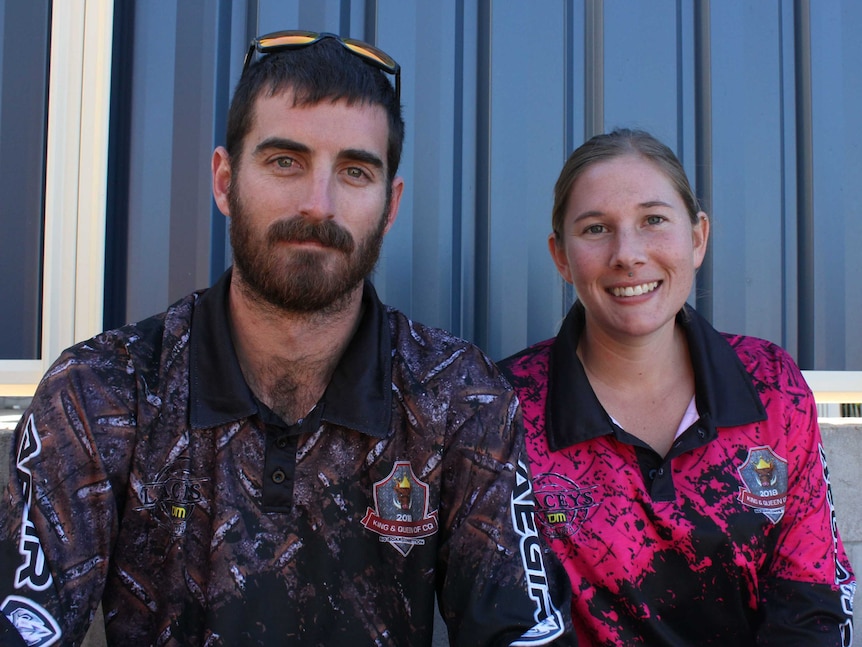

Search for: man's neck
xmin=227 ymin=277 xmax=365 ymax=424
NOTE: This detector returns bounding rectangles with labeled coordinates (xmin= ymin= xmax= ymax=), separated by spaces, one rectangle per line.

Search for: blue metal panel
xmin=125 ymin=3 xmax=179 ymax=323
xmin=109 ymin=0 xmax=862 ymax=373
xmin=811 ymin=1 xmax=862 ymax=370
xmin=486 ymin=1 xmax=569 ymax=360
xmin=379 ymin=1 xmax=463 ymax=333
xmin=709 ymin=1 xmax=789 ymax=347
xmin=0 ymin=0 xmax=50 ymax=359
xmin=603 ymin=0 xmax=681 ymax=146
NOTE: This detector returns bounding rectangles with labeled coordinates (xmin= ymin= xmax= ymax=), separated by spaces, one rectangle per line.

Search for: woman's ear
xmin=547 ymin=233 xmax=574 ymax=284
xmin=692 ymin=211 xmax=710 ymax=269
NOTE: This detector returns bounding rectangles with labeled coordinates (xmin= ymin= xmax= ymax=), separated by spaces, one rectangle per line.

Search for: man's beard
xmin=228 ymin=186 xmax=388 ymax=314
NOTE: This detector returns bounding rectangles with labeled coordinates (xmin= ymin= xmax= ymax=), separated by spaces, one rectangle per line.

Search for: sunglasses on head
xmin=242 ymin=30 xmax=401 ymax=104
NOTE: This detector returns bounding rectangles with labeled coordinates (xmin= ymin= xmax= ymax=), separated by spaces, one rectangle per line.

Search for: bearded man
xmin=0 ymin=31 xmax=574 ymax=647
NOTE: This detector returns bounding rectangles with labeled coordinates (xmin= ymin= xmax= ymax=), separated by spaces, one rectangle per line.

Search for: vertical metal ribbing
xmin=209 ymin=0 xmax=233 ymax=287
xmin=362 ymin=0 xmax=377 ymax=43
xmin=473 ymin=0 xmax=492 ymax=351
xmin=451 ymin=0 xmax=465 ymax=338
xmin=561 ymin=0 xmax=577 ymax=313
xmin=584 ymin=0 xmax=604 ymax=139
xmin=339 ymin=0 xmax=351 ymax=37
xmin=694 ymin=0 xmax=713 ymax=321
xmin=794 ymin=0 xmax=815 ymax=369
xmin=103 ymin=0 xmax=136 ymax=329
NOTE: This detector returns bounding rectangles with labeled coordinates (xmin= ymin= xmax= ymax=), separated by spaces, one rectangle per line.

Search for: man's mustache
xmin=267 ymin=217 xmax=355 ymax=253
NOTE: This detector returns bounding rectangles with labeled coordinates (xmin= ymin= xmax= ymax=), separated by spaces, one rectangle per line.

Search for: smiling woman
xmin=499 ymin=129 xmax=856 ymax=646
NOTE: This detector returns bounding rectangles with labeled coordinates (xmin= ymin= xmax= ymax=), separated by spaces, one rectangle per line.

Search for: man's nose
xmin=297 ymin=171 xmax=336 ymax=221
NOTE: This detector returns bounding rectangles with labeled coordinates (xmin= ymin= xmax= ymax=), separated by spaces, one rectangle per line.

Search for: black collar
xmin=546 ymin=302 xmax=767 ymax=452
xmin=189 ymin=269 xmax=392 ymax=437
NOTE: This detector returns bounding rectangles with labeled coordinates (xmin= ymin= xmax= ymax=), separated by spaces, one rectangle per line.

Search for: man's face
xmin=213 ymin=90 xmax=403 ymax=313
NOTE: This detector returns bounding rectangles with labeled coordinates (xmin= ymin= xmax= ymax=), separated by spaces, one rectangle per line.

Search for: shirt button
xmin=272 ymin=469 xmax=286 ymax=484
xmin=276 ymin=437 xmax=288 ymax=449
xmin=657 ymin=468 xmax=665 ymax=477
xmin=697 ymin=428 xmax=706 ymax=439
xmin=649 ymin=469 xmax=657 ymax=480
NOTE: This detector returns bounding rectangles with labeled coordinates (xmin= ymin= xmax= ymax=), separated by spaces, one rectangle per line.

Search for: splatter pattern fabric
xmin=501 ymin=302 xmax=855 ymax=646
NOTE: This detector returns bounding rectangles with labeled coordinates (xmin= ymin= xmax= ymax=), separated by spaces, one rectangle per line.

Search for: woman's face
xmin=549 ymin=154 xmax=709 ymax=343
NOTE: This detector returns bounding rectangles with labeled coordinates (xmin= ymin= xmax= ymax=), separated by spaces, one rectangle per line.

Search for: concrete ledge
xmin=1 ymin=424 xmax=858 ymax=646
xmin=821 ymin=422 xmax=862 ymax=578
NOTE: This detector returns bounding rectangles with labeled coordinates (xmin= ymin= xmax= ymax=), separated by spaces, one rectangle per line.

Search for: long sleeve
xmin=0 ymin=336 xmax=138 ymax=646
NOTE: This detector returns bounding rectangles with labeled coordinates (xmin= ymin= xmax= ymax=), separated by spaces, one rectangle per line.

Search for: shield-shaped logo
xmin=361 ymin=461 xmax=439 ymax=556
xmin=737 ymin=445 xmax=788 ymax=524
xmin=2 ymin=595 xmax=61 ymax=647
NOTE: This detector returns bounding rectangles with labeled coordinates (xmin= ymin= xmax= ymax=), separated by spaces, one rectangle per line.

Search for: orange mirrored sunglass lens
xmin=342 ymin=41 xmax=396 ymax=70
xmin=258 ymin=34 xmax=318 ymax=48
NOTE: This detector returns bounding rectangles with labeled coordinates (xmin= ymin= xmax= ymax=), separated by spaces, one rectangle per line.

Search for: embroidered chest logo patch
xmin=135 ymin=455 xmax=210 ymax=536
xmin=532 ymin=472 xmax=599 ymax=539
xmin=361 ymin=461 xmax=439 ymax=556
xmin=737 ymin=445 xmax=788 ymax=524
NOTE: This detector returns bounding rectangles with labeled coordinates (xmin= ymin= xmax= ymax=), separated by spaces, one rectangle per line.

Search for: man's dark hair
xmin=225 ymin=37 xmax=404 ymax=182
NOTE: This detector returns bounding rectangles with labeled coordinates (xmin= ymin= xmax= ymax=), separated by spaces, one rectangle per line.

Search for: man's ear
xmin=547 ymin=233 xmax=574 ymax=284
xmin=383 ymin=176 xmax=405 ymax=234
xmin=212 ymin=146 xmax=233 ymax=217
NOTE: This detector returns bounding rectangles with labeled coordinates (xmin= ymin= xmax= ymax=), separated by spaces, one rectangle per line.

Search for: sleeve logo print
xmin=361 ymin=461 xmax=439 ymax=556
xmin=2 ymin=415 xmax=62 ymax=646
xmin=13 ymin=415 xmax=52 ymax=592
xmin=0 ymin=595 xmax=61 ymax=647
xmin=736 ymin=445 xmax=788 ymax=524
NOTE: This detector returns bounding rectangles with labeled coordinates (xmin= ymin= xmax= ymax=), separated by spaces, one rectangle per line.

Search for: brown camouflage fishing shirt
xmin=0 ymin=270 xmax=573 ymax=647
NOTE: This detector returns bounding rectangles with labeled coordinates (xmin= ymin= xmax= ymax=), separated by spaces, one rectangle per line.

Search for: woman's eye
xmin=646 ymin=215 xmax=665 ymax=225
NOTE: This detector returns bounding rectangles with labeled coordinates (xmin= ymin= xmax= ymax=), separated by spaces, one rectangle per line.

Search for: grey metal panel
xmin=810 ymin=1 xmax=862 ymax=370
xmin=125 ymin=3 xmax=224 ymax=324
xmin=603 ymin=0 xmax=681 ymax=145
xmin=0 ymin=1 xmax=50 ymax=359
xmin=377 ymin=1 xmax=462 ymax=333
xmin=111 ymin=0 xmax=862 ymax=373
xmin=125 ymin=4 xmax=177 ymax=323
xmin=709 ymin=1 xmax=789 ymax=348
xmin=485 ymin=2 xmax=569 ymax=360
xmin=779 ymin=0 xmax=800 ymax=356
xmin=169 ymin=2 xmax=222 ymax=305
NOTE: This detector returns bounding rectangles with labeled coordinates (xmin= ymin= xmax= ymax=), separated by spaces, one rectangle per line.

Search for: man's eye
xmin=275 ymin=157 xmax=294 ymax=168
xmin=646 ymin=215 xmax=666 ymax=225
xmin=584 ymin=224 xmax=606 ymax=234
xmin=346 ymin=167 xmax=366 ymax=179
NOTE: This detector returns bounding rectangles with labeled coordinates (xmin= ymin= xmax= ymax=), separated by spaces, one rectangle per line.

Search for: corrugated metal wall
xmin=111 ymin=0 xmax=862 ymax=369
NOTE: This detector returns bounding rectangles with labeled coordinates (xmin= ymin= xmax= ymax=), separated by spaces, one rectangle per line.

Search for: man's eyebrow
xmin=339 ymin=148 xmax=384 ymax=170
xmin=253 ymin=137 xmax=309 ymax=156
